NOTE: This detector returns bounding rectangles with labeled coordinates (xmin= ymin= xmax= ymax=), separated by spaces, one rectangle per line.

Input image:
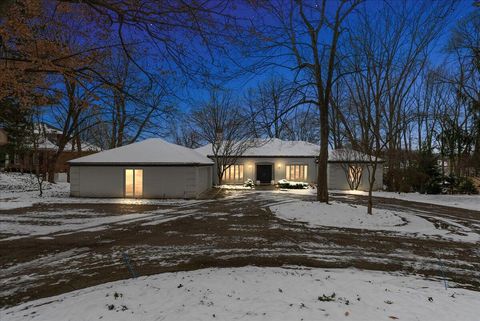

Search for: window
xmin=286 ymin=165 xmax=308 ymax=181
xmin=222 ymin=164 xmax=244 ymax=181
xmin=125 ymin=169 xmax=143 ymax=198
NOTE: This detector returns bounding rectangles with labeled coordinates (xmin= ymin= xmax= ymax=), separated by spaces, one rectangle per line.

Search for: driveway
xmin=1 ymin=190 xmax=479 ymax=308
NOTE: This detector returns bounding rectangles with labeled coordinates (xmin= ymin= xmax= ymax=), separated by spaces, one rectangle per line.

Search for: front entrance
xmin=256 ymin=164 xmax=273 ymax=184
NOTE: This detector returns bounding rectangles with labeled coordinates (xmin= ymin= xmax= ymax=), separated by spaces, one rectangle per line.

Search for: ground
xmin=0 ymin=173 xmax=479 ymax=319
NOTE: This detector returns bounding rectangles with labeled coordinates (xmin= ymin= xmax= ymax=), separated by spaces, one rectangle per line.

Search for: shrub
xmin=277 ymin=179 xmax=309 ymax=189
xmin=243 ymin=179 xmax=255 ymax=188
xmin=456 ymin=177 xmax=479 ymax=194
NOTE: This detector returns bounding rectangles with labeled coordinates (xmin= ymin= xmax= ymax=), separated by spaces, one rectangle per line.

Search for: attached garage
xmin=69 ymin=138 xmax=213 ymax=199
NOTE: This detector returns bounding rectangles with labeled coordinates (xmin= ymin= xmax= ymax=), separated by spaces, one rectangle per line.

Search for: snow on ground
xmin=0 ymin=208 xmax=194 ymax=241
xmin=334 ymin=190 xmax=480 ymax=211
xmin=271 ymin=201 xmax=479 ymax=242
xmin=2 ymin=266 xmax=479 ymax=321
xmin=0 ymin=202 xmax=206 ymax=241
xmin=0 ymin=172 xmax=201 ymax=210
xmin=215 ymin=184 xmax=254 ymax=190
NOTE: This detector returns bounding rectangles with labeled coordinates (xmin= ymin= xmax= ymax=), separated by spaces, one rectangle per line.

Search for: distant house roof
xmin=195 ymin=138 xmax=320 ymax=157
xmin=328 ymin=148 xmax=382 ymax=162
xmin=34 ymin=122 xmax=63 ymax=135
xmin=31 ymin=138 xmax=101 ymax=152
xmin=69 ymin=138 xmax=213 ymax=165
xmin=195 ymin=138 xmax=379 ymax=162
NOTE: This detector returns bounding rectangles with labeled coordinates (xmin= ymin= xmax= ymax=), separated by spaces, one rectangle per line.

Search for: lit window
xmin=222 ymin=164 xmax=244 ymax=181
xmin=286 ymin=165 xmax=308 ymax=181
xmin=125 ymin=169 xmax=143 ymax=198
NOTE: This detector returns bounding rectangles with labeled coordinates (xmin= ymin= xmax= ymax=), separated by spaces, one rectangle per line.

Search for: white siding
xmin=328 ymin=163 xmax=383 ymax=191
xmin=212 ymin=157 xmax=318 ymax=185
xmin=209 ymin=157 xmax=384 ymax=191
xmin=70 ymin=165 xmax=212 ymax=199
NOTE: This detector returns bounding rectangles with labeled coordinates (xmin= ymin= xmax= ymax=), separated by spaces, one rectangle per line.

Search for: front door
xmin=256 ymin=164 xmax=272 ymax=184
xmin=125 ymin=169 xmax=143 ymax=198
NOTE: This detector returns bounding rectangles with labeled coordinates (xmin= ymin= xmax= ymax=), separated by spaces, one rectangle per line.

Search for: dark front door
xmin=256 ymin=164 xmax=272 ymax=183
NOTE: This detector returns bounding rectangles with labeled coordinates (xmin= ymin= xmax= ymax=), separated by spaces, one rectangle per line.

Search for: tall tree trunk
xmin=317 ymin=102 xmax=329 ymax=202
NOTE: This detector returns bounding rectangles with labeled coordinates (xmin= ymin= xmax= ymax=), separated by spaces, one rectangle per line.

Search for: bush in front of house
xmin=243 ymin=178 xmax=255 ymax=188
xmin=277 ymin=179 xmax=309 ymax=189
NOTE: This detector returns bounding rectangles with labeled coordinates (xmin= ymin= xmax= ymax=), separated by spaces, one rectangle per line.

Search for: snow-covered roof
xmin=196 ymin=139 xmax=380 ymax=162
xmin=31 ymin=138 xmax=101 ymax=152
xmin=195 ymin=138 xmax=320 ymax=157
xmin=329 ymin=148 xmax=381 ymax=162
xmin=34 ymin=122 xmax=63 ymax=135
xmin=69 ymin=138 xmax=213 ymax=165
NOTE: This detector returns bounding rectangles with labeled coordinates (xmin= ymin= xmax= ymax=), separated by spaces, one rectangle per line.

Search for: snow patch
xmin=271 ymin=201 xmax=479 ymax=242
xmin=2 ymin=266 xmax=479 ymax=321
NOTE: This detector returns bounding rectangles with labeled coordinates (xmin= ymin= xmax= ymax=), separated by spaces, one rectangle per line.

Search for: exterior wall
xmin=328 ymin=163 xmax=383 ymax=191
xmin=210 ymin=156 xmax=384 ymax=191
xmin=213 ymin=157 xmax=318 ymax=185
xmin=70 ymin=165 xmax=212 ymax=199
xmin=196 ymin=166 xmax=212 ymax=196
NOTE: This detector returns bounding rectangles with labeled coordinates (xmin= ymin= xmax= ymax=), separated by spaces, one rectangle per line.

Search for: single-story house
xmin=195 ymin=139 xmax=383 ymax=191
xmin=69 ymin=138 xmax=213 ymax=199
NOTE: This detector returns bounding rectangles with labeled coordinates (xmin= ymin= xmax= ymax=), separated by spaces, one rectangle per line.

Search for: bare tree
xmin=30 ymin=112 xmax=46 ymax=196
xmin=335 ymin=1 xmax=454 ymax=213
xmin=245 ymin=75 xmax=298 ymax=139
xmin=190 ymin=91 xmax=255 ymax=185
xmin=245 ymin=0 xmax=363 ymax=202
xmin=332 ymin=149 xmax=365 ymax=191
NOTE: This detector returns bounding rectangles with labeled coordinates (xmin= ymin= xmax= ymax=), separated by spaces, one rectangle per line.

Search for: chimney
xmin=215 ymin=128 xmax=223 ymax=144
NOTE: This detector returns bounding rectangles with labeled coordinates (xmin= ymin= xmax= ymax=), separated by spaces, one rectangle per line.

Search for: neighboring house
xmin=1 ymin=123 xmax=100 ymax=180
xmin=68 ymin=138 xmax=213 ymax=199
xmin=196 ymin=138 xmax=383 ymax=191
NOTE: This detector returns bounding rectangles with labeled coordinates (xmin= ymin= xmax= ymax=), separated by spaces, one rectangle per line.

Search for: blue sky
xmin=174 ymin=0 xmax=477 ymax=110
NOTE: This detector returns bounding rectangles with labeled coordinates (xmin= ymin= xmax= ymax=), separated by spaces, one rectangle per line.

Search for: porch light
xmin=277 ymin=163 xmax=282 ymax=168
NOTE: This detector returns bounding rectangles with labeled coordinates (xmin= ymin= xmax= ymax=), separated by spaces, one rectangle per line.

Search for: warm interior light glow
xmin=125 ymin=169 xmax=134 ymax=197
xmin=285 ymin=165 xmax=308 ymax=181
xmin=222 ymin=164 xmax=244 ymax=181
xmin=125 ymin=169 xmax=143 ymax=198
xmin=134 ymin=169 xmax=143 ymax=196
xmin=277 ymin=163 xmax=282 ymax=168
xmin=248 ymin=164 xmax=252 ymax=169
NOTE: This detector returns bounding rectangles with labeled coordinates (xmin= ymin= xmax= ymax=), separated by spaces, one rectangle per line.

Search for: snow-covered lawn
xmin=2 ymin=266 xmax=478 ymax=321
xmin=334 ymin=190 xmax=480 ymax=211
xmin=271 ymin=201 xmax=479 ymax=242
xmin=0 ymin=207 xmax=205 ymax=241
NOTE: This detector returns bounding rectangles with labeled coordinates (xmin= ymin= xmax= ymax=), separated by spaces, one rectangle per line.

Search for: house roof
xmin=196 ymin=139 xmax=380 ymax=162
xmin=195 ymin=138 xmax=320 ymax=157
xmin=30 ymin=138 xmax=101 ymax=152
xmin=69 ymin=138 xmax=213 ymax=165
xmin=328 ymin=148 xmax=382 ymax=162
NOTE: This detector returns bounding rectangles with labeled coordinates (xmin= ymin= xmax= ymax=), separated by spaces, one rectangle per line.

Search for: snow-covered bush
xmin=243 ymin=179 xmax=255 ymax=188
xmin=277 ymin=179 xmax=309 ymax=189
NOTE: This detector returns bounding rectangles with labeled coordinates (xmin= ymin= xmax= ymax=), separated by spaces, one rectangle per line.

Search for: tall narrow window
xmin=285 ymin=165 xmax=308 ymax=181
xmin=222 ymin=164 xmax=244 ymax=181
xmin=134 ymin=169 xmax=143 ymax=196
xmin=125 ymin=169 xmax=143 ymax=198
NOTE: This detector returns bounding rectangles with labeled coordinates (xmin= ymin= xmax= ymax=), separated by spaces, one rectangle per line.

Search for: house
xmin=68 ymin=138 xmax=213 ymax=199
xmin=195 ymin=138 xmax=383 ymax=191
xmin=1 ymin=123 xmax=99 ymax=181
